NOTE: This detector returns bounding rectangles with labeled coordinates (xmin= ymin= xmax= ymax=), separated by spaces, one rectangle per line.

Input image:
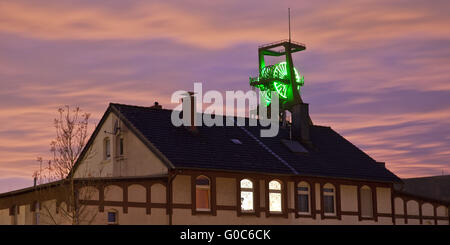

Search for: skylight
xmin=281 ymin=139 xmax=308 ymax=153
xmin=231 ymin=139 xmax=242 ymax=145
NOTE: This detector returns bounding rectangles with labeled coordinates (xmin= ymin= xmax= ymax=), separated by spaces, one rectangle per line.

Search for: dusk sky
xmin=1 ymin=0 xmax=449 ymax=193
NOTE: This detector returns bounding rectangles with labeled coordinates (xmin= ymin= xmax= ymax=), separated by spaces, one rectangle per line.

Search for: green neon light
xmin=273 ymin=61 xmax=302 ymax=85
xmin=260 ymin=90 xmax=272 ymax=106
xmin=274 ymin=82 xmax=287 ymax=99
xmin=251 ymin=61 xmax=304 ymax=106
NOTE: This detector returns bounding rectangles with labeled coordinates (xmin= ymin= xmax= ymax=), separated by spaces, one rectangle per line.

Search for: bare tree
xmin=33 ymin=105 xmax=99 ymax=225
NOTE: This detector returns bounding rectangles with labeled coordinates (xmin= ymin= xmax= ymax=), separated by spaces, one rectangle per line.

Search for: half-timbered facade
xmin=0 ymin=102 xmax=449 ymax=225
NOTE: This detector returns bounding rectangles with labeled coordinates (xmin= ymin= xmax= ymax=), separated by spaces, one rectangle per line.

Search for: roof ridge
xmin=111 ymin=102 xmax=334 ymax=128
xmin=110 ymin=102 xmax=172 ymax=112
xmin=311 ymin=125 xmax=331 ymax=128
xmin=324 ymin=126 xmax=378 ymax=163
xmin=404 ymin=175 xmax=450 ymax=180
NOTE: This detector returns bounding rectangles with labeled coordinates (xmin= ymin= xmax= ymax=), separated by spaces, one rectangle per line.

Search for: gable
xmin=73 ymin=109 xmax=168 ymax=178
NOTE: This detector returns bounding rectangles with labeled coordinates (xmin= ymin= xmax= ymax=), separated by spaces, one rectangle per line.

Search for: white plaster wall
xmin=0 ymin=208 xmax=10 ymax=225
xmin=376 ymin=187 xmax=391 ymax=214
xmin=394 ymin=197 xmax=404 ymax=214
xmin=340 ymin=185 xmax=358 ymax=212
xmin=406 ymin=200 xmax=419 ymax=216
xmin=151 ymin=183 xmax=166 ymax=203
xmin=128 ymin=184 xmax=146 ymax=203
xmin=436 ymin=205 xmax=447 ymax=217
xmin=216 ymin=177 xmax=236 ymax=206
xmin=104 ymin=185 xmax=123 ymax=202
xmin=78 ymin=186 xmax=99 ymax=200
xmin=422 ymin=203 xmax=434 ymax=216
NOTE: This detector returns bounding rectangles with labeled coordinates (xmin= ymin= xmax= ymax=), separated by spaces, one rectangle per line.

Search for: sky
xmin=1 ymin=0 xmax=449 ymax=193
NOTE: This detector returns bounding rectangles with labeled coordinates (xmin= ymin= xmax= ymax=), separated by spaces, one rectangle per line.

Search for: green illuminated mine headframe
xmin=249 ymin=39 xmax=306 ymax=111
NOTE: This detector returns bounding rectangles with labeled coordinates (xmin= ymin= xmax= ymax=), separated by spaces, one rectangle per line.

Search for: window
xmin=119 ymin=138 xmax=124 ymax=155
xmin=195 ymin=176 xmax=211 ymax=211
xmin=34 ymin=202 xmax=40 ymax=225
xmin=104 ymin=138 xmax=111 ymax=160
xmin=240 ymin=179 xmax=254 ymax=212
xmin=360 ymin=186 xmax=373 ymax=218
xmin=297 ymin=182 xmax=310 ymax=214
xmin=269 ymin=180 xmax=282 ymax=213
xmin=323 ymin=184 xmax=336 ymax=215
xmin=107 ymin=210 xmax=118 ymax=225
xmin=116 ymin=135 xmax=124 ymax=157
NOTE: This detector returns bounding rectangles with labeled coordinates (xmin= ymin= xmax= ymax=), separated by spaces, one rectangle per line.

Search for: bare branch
xmin=34 ymin=105 xmax=98 ymax=225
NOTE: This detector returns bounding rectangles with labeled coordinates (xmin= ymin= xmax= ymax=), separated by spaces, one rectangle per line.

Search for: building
xmin=395 ymin=175 xmax=450 ymax=203
xmin=0 ymin=101 xmax=449 ymax=225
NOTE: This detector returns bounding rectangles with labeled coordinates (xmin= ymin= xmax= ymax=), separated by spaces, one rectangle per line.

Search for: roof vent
xmin=150 ymin=101 xmax=162 ymax=109
xmin=281 ymin=139 xmax=308 ymax=153
xmin=231 ymin=139 xmax=242 ymax=145
xmin=181 ymin=92 xmax=198 ymax=134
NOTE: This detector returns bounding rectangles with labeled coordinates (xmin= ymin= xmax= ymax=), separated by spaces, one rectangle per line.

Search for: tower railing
xmin=258 ymin=39 xmax=306 ymax=49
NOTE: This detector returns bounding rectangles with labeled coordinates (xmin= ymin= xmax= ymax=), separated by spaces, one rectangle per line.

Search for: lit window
xmin=360 ymin=186 xmax=373 ymax=218
xmin=323 ymin=184 xmax=336 ymax=215
xmin=107 ymin=210 xmax=118 ymax=225
xmin=196 ymin=176 xmax=210 ymax=211
xmin=297 ymin=182 xmax=310 ymax=214
xmin=240 ymin=179 xmax=254 ymax=212
xmin=104 ymin=138 xmax=111 ymax=159
xmin=269 ymin=180 xmax=282 ymax=213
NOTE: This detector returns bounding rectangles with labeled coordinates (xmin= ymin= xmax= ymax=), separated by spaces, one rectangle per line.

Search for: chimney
xmin=150 ymin=101 xmax=162 ymax=109
xmin=291 ymin=103 xmax=311 ymax=145
xmin=182 ymin=92 xmax=198 ymax=133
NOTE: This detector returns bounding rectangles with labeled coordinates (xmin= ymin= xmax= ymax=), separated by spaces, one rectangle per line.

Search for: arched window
xmin=104 ymin=138 xmax=111 ymax=160
xmin=323 ymin=183 xmax=336 ymax=215
xmin=195 ymin=176 xmax=211 ymax=211
xmin=240 ymin=179 xmax=254 ymax=212
xmin=107 ymin=209 xmax=118 ymax=225
xmin=297 ymin=182 xmax=310 ymax=214
xmin=269 ymin=180 xmax=282 ymax=213
xmin=360 ymin=186 xmax=373 ymax=218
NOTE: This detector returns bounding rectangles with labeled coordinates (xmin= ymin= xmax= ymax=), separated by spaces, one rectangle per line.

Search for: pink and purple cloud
xmin=0 ymin=0 xmax=449 ymax=193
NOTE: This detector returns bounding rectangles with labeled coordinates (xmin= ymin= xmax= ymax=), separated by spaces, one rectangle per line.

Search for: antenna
xmin=288 ymin=8 xmax=291 ymax=42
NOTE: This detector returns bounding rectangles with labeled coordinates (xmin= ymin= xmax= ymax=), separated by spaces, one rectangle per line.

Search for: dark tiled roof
xmin=395 ymin=175 xmax=450 ymax=203
xmin=111 ymin=103 xmax=401 ymax=183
